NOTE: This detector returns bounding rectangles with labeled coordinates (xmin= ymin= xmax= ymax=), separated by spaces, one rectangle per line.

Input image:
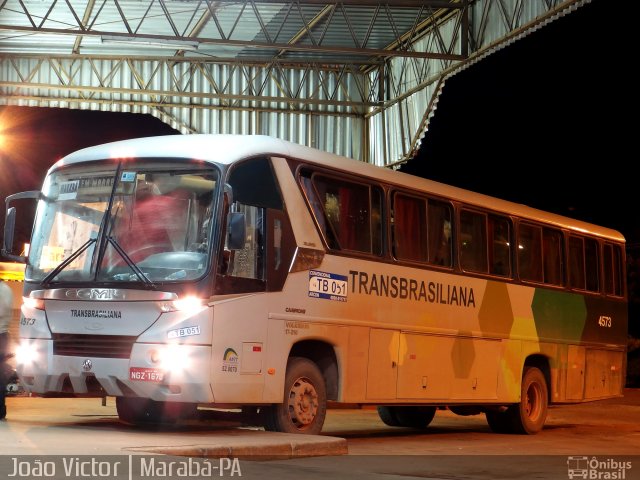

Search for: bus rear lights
xmin=15 ymin=341 xmax=39 ymax=365
xmin=151 ymin=345 xmax=191 ymax=373
xmin=160 ymin=296 xmax=207 ymax=314
xmin=23 ymin=296 xmax=45 ymax=310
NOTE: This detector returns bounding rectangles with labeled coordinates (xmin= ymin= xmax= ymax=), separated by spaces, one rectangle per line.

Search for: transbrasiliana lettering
xmin=70 ymin=309 xmax=122 ymax=319
xmin=348 ymin=270 xmax=475 ymax=308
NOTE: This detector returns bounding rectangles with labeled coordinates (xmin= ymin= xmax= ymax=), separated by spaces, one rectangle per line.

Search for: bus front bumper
xmin=15 ymin=339 xmax=214 ymax=403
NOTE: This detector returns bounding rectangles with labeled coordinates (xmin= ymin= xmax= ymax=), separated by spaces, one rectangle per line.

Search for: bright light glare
xmin=15 ymin=342 xmax=38 ymax=365
xmin=157 ymin=344 xmax=191 ymax=372
xmin=161 ymin=296 xmax=206 ymax=314
xmin=23 ymin=296 xmax=45 ymax=310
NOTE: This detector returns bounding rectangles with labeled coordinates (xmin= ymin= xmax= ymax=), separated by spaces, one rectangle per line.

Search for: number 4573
xmin=598 ymin=316 xmax=612 ymax=328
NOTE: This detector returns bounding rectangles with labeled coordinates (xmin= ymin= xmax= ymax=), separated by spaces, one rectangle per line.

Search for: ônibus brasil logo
xmin=567 ymin=456 xmax=632 ymax=479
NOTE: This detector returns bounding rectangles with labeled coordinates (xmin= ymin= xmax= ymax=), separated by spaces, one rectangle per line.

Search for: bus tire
xmin=486 ymin=367 xmax=548 ymax=434
xmin=264 ymin=357 xmax=327 ymax=434
xmin=377 ymin=406 xmax=401 ymax=427
xmin=507 ymin=366 xmax=548 ymax=434
xmin=393 ymin=406 xmax=436 ymax=429
xmin=377 ymin=406 xmax=436 ymax=429
xmin=485 ymin=410 xmax=512 ymax=433
xmin=116 ymin=397 xmax=183 ymax=425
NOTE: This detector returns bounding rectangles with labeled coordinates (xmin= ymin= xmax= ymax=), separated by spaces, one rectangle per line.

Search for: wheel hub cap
xmin=288 ymin=377 xmax=318 ymax=428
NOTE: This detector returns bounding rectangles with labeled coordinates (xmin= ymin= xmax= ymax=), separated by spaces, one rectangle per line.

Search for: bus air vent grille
xmin=52 ymin=333 xmax=136 ymax=359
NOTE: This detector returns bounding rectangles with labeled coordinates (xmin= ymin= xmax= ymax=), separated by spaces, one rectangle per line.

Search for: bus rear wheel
xmin=377 ymin=406 xmax=436 ymax=429
xmin=485 ymin=410 xmax=512 ymax=433
xmin=485 ymin=366 xmax=548 ymax=434
xmin=264 ymin=357 xmax=327 ymax=434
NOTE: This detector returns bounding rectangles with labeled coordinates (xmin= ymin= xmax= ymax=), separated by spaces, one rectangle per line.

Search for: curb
xmin=124 ymin=431 xmax=348 ymax=460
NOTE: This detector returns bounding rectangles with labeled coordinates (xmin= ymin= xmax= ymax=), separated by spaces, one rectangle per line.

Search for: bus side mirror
xmin=3 ymin=207 xmax=17 ymax=255
xmin=227 ymin=212 xmax=246 ymax=250
xmin=2 ymin=207 xmax=26 ymax=263
xmin=3 ymin=190 xmax=40 ymax=263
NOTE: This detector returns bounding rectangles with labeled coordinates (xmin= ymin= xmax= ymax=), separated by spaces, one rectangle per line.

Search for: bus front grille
xmin=52 ymin=334 xmax=136 ymax=359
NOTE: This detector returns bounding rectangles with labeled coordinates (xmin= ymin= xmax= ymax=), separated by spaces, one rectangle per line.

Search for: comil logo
xmin=65 ymin=288 xmax=125 ymax=300
xmin=567 ymin=456 xmax=632 ymax=479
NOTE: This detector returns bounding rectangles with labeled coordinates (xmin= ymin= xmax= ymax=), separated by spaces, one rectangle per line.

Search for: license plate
xmin=129 ymin=367 xmax=164 ymax=383
xmin=308 ymin=270 xmax=347 ymax=301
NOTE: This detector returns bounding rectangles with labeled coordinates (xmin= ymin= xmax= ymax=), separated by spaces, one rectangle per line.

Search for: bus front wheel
xmin=264 ymin=357 xmax=327 ymax=434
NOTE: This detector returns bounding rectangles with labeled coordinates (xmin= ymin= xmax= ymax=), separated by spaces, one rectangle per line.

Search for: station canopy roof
xmin=0 ymin=0 xmax=465 ymax=66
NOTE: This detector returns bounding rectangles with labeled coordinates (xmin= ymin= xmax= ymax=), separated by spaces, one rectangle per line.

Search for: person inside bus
xmin=0 ymin=279 xmax=15 ymax=420
xmin=431 ymin=219 xmax=452 ymax=267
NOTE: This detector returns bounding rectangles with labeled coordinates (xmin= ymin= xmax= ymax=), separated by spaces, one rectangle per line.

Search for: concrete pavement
xmin=2 ymin=389 xmax=640 ymax=458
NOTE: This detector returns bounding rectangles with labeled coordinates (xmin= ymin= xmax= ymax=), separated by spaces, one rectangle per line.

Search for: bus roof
xmin=54 ymin=134 xmax=624 ymax=243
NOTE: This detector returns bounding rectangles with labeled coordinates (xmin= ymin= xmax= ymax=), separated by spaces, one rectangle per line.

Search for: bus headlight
xmin=151 ymin=344 xmax=191 ymax=373
xmin=15 ymin=341 xmax=39 ymax=366
xmin=23 ymin=296 xmax=45 ymax=310
xmin=160 ymin=296 xmax=207 ymax=315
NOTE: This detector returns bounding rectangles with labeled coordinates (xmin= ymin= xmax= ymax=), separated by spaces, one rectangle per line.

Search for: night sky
xmin=401 ymin=0 xmax=635 ymax=242
xmin=0 ymin=0 xmax=634 ymax=245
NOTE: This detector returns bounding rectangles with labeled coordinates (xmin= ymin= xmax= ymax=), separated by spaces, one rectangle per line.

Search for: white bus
xmin=3 ymin=135 xmax=627 ymax=434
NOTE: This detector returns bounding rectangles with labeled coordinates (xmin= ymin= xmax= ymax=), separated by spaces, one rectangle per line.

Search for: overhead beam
xmin=0 ymin=26 xmax=465 ymax=61
xmin=210 ymin=0 xmax=465 ymax=7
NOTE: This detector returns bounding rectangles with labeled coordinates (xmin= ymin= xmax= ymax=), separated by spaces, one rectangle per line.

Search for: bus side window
xmin=428 ymin=200 xmax=452 ymax=267
xmin=225 ymin=203 xmax=264 ymax=280
xmin=585 ymin=237 xmax=600 ymax=292
xmin=518 ymin=224 xmax=543 ymax=283
xmin=393 ymin=193 xmax=428 ymax=262
xmin=488 ymin=215 xmax=511 ymax=276
xmin=542 ymin=228 xmax=563 ymax=285
xmin=301 ymin=171 xmax=381 ymax=255
xmin=568 ymin=236 xmax=586 ymax=290
xmin=604 ymin=243 xmax=624 ymax=296
xmin=568 ymin=235 xmax=599 ymax=292
xmin=459 ymin=210 xmax=488 ymax=273
xmin=220 ymin=157 xmax=286 ymax=291
xmin=301 ymin=176 xmax=337 ymax=249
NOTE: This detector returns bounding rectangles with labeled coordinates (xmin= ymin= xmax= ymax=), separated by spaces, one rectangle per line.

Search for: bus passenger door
xmin=366 ymin=329 xmax=399 ymax=399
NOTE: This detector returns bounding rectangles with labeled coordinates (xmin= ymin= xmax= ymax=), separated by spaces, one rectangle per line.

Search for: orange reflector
xmin=267 ymin=368 xmax=276 ymax=375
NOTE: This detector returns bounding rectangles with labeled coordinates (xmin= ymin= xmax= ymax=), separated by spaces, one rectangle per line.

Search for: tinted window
xmin=460 ymin=210 xmax=488 ymax=273
xmin=392 ymin=195 xmax=453 ymax=267
xmin=568 ymin=236 xmax=585 ymax=289
xmin=489 ymin=216 xmax=511 ymax=276
xmin=301 ymin=172 xmax=382 ymax=255
xmin=604 ymin=243 xmax=624 ymax=296
xmin=518 ymin=224 xmax=543 ymax=282
xmin=393 ymin=193 xmax=428 ymax=262
xmin=428 ymin=200 xmax=453 ymax=267
xmin=585 ymin=238 xmax=599 ymax=292
xmin=543 ymin=228 xmax=563 ymax=285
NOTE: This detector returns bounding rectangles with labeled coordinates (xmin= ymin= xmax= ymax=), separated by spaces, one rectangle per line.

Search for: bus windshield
xmin=26 ymin=160 xmax=219 ymax=285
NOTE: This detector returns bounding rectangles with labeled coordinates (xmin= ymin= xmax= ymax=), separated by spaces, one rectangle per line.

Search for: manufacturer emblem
xmin=65 ymin=288 xmax=124 ymax=300
xmin=82 ymin=359 xmax=93 ymax=372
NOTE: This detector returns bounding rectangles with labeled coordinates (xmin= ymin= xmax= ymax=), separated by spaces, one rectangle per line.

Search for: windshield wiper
xmin=93 ymin=163 xmax=123 ymax=275
xmin=41 ymin=238 xmax=97 ymax=286
xmin=105 ymin=236 xmax=156 ymax=288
